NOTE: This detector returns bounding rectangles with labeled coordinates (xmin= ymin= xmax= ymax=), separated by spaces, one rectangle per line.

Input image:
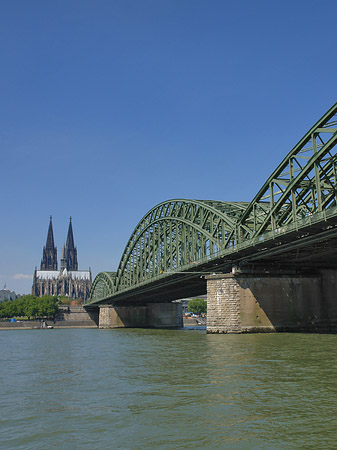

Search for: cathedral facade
xmin=32 ymin=217 xmax=92 ymax=300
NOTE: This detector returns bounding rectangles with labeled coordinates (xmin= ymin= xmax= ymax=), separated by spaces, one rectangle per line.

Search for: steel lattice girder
xmin=114 ymin=200 xmax=250 ymax=292
xmin=90 ymin=271 xmax=116 ymax=301
xmin=89 ymin=102 xmax=337 ymax=303
xmin=236 ymin=102 xmax=337 ymax=241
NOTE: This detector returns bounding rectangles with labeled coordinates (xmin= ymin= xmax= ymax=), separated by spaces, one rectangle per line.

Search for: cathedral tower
xmin=40 ymin=216 xmax=58 ymax=270
xmin=65 ymin=217 xmax=78 ymax=271
xmin=33 ymin=216 xmax=91 ymax=300
xmin=60 ymin=243 xmax=67 ymax=271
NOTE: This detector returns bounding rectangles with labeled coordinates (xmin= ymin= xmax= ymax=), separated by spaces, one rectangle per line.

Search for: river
xmin=1 ymin=328 xmax=337 ymax=449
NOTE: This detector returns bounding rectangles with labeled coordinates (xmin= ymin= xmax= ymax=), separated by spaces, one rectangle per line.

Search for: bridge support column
xmin=99 ymin=305 xmax=147 ymax=328
xmin=147 ymin=302 xmax=183 ymax=328
xmin=206 ymin=271 xmax=337 ymax=333
xmin=206 ymin=275 xmax=242 ymax=333
xmin=98 ymin=302 xmax=182 ymax=329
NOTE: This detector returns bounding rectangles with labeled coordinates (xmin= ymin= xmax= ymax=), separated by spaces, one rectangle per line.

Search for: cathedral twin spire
xmin=61 ymin=217 xmax=78 ymax=271
xmin=40 ymin=217 xmax=78 ymax=271
xmin=40 ymin=216 xmax=58 ymax=270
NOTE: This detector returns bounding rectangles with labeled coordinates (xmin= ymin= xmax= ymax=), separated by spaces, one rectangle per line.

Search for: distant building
xmin=175 ymin=295 xmax=207 ymax=313
xmin=32 ymin=217 xmax=92 ymax=300
xmin=0 ymin=285 xmax=18 ymax=302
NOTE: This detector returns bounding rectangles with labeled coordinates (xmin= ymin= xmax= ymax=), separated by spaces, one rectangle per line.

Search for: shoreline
xmin=0 ymin=316 xmax=206 ymax=330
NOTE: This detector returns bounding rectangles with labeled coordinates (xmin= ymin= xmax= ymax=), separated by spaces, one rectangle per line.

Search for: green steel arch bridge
xmin=87 ymin=102 xmax=337 ymax=307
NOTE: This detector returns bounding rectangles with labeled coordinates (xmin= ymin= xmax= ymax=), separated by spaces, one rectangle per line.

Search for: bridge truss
xmin=89 ymin=102 xmax=337 ymax=304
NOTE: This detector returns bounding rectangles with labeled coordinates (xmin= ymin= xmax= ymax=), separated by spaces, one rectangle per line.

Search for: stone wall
xmin=99 ymin=305 xmax=148 ymax=328
xmin=0 ymin=305 xmax=99 ymax=330
xmin=99 ymin=303 xmax=183 ymax=329
xmin=207 ymin=271 xmax=337 ymax=333
xmin=0 ymin=321 xmax=44 ymax=329
xmin=206 ymin=275 xmax=241 ymax=333
xmin=147 ymin=303 xmax=183 ymax=328
xmin=56 ymin=305 xmax=98 ymax=325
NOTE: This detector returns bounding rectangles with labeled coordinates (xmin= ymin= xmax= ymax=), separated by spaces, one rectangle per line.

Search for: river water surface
xmin=1 ymin=328 xmax=337 ymax=449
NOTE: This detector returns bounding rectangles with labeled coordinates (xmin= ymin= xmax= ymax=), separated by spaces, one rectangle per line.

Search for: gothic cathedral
xmin=32 ymin=217 xmax=92 ymax=300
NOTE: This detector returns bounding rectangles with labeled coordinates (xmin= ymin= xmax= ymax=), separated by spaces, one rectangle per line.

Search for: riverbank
xmin=0 ymin=305 xmax=98 ymax=329
xmin=0 ymin=320 xmax=97 ymax=330
xmin=0 ymin=319 xmax=203 ymax=329
xmin=183 ymin=317 xmax=206 ymax=327
xmin=0 ymin=307 xmax=205 ymax=330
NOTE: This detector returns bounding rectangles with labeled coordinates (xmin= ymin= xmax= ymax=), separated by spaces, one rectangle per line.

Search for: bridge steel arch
xmin=235 ymin=102 xmax=337 ymax=242
xmin=90 ymin=272 xmax=116 ymax=302
xmin=114 ymin=200 xmax=250 ymax=292
xmin=89 ymin=102 xmax=337 ymax=304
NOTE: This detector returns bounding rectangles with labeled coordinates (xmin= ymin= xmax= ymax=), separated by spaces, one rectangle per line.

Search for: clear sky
xmin=1 ymin=0 xmax=337 ymax=294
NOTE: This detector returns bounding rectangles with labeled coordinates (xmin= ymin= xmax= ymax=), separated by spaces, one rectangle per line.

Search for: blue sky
xmin=1 ymin=0 xmax=337 ymax=294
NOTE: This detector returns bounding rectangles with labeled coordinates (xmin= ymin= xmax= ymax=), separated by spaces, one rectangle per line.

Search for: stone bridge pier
xmin=206 ymin=270 xmax=337 ymax=333
xmin=98 ymin=302 xmax=183 ymax=329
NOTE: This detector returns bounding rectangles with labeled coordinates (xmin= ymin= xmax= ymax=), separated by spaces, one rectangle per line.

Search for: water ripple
xmin=1 ymin=329 xmax=337 ymax=449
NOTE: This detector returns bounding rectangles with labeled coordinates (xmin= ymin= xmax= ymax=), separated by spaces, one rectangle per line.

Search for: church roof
xmin=36 ymin=270 xmax=91 ymax=280
xmin=36 ymin=271 xmax=59 ymax=280
xmin=71 ymin=271 xmax=91 ymax=280
xmin=62 ymin=269 xmax=91 ymax=280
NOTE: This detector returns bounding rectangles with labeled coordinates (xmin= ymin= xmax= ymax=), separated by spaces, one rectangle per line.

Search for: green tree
xmin=0 ymin=295 xmax=59 ymax=320
xmin=58 ymin=296 xmax=72 ymax=305
xmin=14 ymin=298 xmax=25 ymax=317
xmin=0 ymin=300 xmax=14 ymax=318
xmin=39 ymin=295 xmax=58 ymax=318
xmin=15 ymin=295 xmax=37 ymax=319
xmin=188 ymin=298 xmax=207 ymax=315
xmin=24 ymin=297 xmax=38 ymax=320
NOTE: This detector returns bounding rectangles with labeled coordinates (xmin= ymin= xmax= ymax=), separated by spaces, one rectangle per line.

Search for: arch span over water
xmin=90 ymin=102 xmax=337 ymax=303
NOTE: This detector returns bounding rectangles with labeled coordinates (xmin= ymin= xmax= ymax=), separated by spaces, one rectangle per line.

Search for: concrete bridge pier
xmin=206 ymin=270 xmax=337 ymax=333
xmin=98 ymin=302 xmax=183 ymax=329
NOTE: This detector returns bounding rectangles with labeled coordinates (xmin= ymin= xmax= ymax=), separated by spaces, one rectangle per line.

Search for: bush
xmin=188 ymin=298 xmax=207 ymax=315
xmin=0 ymin=295 xmax=58 ymax=320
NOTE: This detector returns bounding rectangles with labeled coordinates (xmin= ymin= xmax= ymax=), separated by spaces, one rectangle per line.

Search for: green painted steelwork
xmin=89 ymin=103 xmax=337 ymax=303
xmin=90 ymin=201 xmax=248 ymax=301
xmin=236 ymin=102 xmax=337 ymax=240
xmin=90 ymin=272 xmax=116 ymax=301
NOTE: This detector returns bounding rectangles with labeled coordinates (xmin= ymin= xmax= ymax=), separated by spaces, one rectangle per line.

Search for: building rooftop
xmin=35 ymin=270 xmax=91 ymax=281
